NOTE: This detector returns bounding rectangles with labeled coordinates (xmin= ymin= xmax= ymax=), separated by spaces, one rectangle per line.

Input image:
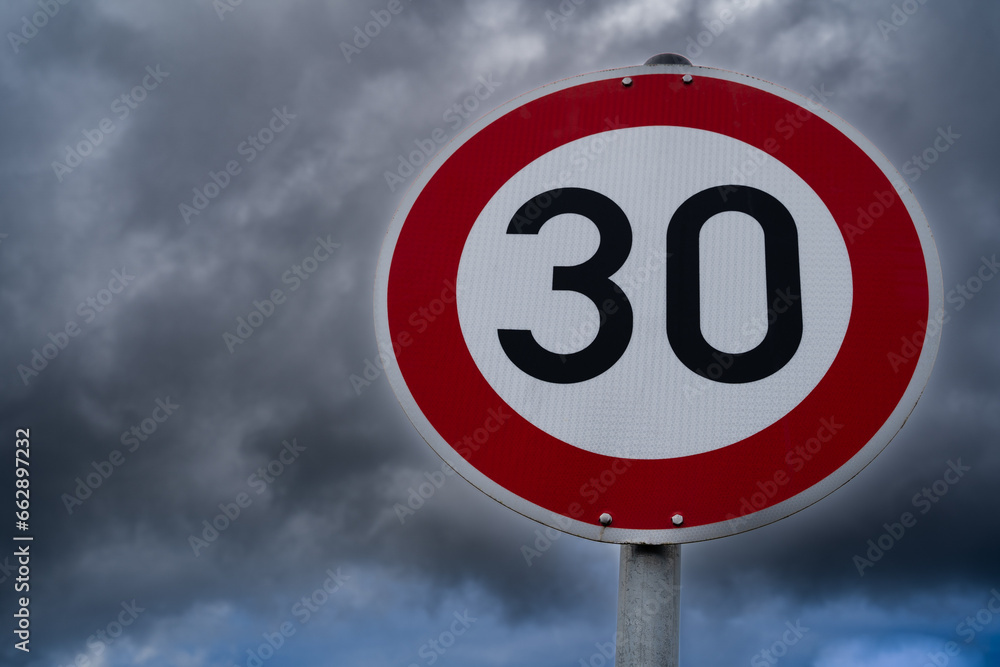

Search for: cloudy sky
xmin=1 ymin=0 xmax=998 ymax=665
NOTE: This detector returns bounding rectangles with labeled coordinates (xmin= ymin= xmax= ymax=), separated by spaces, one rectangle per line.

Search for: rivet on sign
xmin=622 ymin=77 xmax=633 ymax=87
xmin=682 ymin=74 xmax=693 ymax=84
xmin=671 ymin=514 xmax=684 ymax=526
xmin=599 ymin=513 xmax=613 ymax=526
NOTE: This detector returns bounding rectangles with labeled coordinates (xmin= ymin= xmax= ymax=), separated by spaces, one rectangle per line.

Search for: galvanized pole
xmin=615 ymin=544 xmax=681 ymax=666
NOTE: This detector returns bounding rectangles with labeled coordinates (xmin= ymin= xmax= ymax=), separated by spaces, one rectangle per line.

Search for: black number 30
xmin=498 ymin=185 xmax=803 ymax=385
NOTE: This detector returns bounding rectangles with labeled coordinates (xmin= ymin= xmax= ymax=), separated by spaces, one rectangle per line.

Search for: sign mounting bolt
xmin=682 ymin=74 xmax=693 ymax=84
xmin=621 ymin=77 xmax=633 ymax=87
xmin=599 ymin=513 xmax=613 ymax=526
xmin=671 ymin=514 xmax=684 ymax=526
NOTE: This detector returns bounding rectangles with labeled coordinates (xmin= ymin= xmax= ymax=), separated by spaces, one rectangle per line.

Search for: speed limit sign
xmin=374 ymin=64 xmax=942 ymax=544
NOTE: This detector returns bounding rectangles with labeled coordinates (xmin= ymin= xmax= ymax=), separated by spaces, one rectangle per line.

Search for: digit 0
xmin=666 ymin=185 xmax=802 ymax=383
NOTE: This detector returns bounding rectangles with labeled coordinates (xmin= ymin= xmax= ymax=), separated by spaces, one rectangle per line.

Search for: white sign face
xmin=375 ymin=64 xmax=942 ymax=544
xmin=457 ymin=125 xmax=853 ymax=460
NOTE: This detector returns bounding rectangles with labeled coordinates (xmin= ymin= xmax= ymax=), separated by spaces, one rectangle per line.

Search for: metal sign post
xmin=616 ymin=544 xmax=681 ymax=666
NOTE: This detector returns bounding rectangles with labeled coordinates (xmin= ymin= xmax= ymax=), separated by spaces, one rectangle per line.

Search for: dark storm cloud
xmin=0 ymin=0 xmax=998 ymax=665
xmin=1 ymin=3 xmax=610 ymax=661
xmin=677 ymin=0 xmax=1000 ymax=607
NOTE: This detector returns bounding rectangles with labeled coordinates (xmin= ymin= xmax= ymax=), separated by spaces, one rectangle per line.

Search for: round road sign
xmin=374 ymin=64 xmax=942 ymax=543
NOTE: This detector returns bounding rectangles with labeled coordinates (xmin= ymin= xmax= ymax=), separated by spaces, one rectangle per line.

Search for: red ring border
xmin=386 ymin=72 xmax=928 ymax=530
